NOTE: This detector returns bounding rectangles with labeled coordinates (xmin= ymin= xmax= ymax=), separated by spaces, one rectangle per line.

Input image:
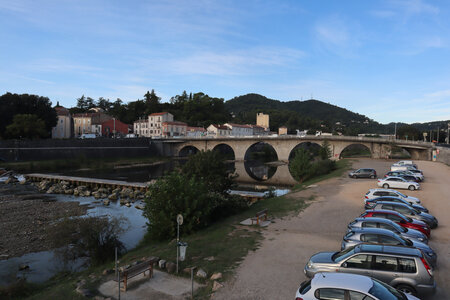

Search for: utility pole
xmin=437 ymin=127 xmax=439 ymax=143
xmin=394 ymin=123 xmax=397 ymax=140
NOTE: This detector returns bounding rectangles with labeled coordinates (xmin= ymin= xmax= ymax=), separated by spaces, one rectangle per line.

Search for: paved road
xmin=214 ymin=159 xmax=449 ymax=299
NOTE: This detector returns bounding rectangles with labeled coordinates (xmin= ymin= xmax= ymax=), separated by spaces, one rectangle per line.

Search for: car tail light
xmin=365 ymin=195 xmax=369 ymax=199
xmin=420 ymin=257 xmax=433 ymax=277
xmin=296 ymin=298 xmax=303 ymax=300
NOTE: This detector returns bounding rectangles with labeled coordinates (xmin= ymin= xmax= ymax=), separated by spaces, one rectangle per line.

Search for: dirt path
xmin=214 ymin=158 xmax=450 ymax=300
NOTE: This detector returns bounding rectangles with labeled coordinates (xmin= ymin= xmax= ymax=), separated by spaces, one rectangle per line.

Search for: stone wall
xmin=0 ymin=138 xmax=170 ymax=162
xmin=435 ymin=146 xmax=450 ymax=165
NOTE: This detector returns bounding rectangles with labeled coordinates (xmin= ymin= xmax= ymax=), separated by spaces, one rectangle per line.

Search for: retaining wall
xmin=435 ymin=145 xmax=450 ymax=165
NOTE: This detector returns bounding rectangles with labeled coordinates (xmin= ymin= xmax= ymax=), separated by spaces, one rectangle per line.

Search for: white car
xmin=377 ymin=176 xmax=420 ymax=191
xmin=364 ymin=188 xmax=421 ymax=204
xmin=295 ymin=272 xmax=419 ymax=300
xmin=393 ymin=160 xmax=417 ymax=168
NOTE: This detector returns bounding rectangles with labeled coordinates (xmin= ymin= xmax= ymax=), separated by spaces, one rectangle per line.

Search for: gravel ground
xmin=214 ymin=158 xmax=450 ymax=300
xmin=0 ymin=183 xmax=87 ymax=260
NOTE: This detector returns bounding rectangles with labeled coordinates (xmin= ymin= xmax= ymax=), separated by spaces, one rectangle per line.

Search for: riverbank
xmin=2 ymin=159 xmax=350 ymax=299
xmin=0 ymin=183 xmax=87 ymax=260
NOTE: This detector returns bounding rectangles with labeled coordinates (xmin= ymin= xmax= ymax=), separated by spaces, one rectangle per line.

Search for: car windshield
xmin=412 ymin=208 xmax=420 ymax=214
xmin=405 ymin=216 xmax=413 ymax=222
xmin=368 ymin=278 xmax=406 ymax=300
xmin=332 ymin=247 xmax=355 ymax=262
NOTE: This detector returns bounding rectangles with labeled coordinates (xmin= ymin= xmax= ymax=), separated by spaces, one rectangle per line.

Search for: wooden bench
xmin=118 ymin=257 xmax=159 ymax=291
xmin=251 ymin=209 xmax=268 ymax=225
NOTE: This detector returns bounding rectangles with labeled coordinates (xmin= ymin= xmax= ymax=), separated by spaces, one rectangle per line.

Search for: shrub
xmin=288 ymin=148 xmax=312 ymax=182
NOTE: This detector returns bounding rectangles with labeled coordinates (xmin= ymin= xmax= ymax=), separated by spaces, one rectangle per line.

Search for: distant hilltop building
xmin=256 ymin=113 xmax=269 ymax=131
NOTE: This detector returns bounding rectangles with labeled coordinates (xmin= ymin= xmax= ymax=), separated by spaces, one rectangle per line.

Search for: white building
xmin=186 ymin=126 xmax=206 ymax=137
xmin=224 ymin=123 xmax=253 ymax=136
xmin=51 ymin=106 xmax=73 ymax=139
xmin=148 ymin=112 xmax=173 ymax=137
xmin=133 ymin=119 xmax=148 ymax=137
xmin=207 ymin=124 xmax=232 ymax=137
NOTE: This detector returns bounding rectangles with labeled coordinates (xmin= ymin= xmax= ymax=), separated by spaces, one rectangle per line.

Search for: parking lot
xmin=215 ymin=158 xmax=449 ymax=299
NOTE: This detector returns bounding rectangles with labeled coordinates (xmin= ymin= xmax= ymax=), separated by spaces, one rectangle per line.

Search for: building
xmin=224 ymin=123 xmax=253 ymax=136
xmin=51 ymin=106 xmax=73 ymax=139
xmin=250 ymin=125 xmax=267 ymax=136
xmin=133 ymin=119 xmax=148 ymax=137
xmin=162 ymin=121 xmax=187 ymax=137
xmin=256 ymin=113 xmax=269 ymax=131
xmin=186 ymin=126 xmax=206 ymax=137
xmin=101 ymin=119 xmax=129 ymax=137
xmin=207 ymin=124 xmax=232 ymax=137
xmin=73 ymin=111 xmax=112 ymax=137
xmin=278 ymin=126 xmax=288 ymax=135
xmin=148 ymin=112 xmax=173 ymax=137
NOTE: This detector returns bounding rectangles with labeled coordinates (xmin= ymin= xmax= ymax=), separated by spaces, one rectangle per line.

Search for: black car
xmin=348 ymin=168 xmax=377 ymax=179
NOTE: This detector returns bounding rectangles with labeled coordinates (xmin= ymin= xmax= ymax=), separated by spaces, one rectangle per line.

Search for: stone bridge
xmin=168 ymin=135 xmax=434 ymax=162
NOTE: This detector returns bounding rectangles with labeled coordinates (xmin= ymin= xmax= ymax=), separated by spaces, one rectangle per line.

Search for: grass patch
xmin=292 ymin=159 xmax=352 ymax=190
xmin=0 ymin=156 xmax=167 ymax=173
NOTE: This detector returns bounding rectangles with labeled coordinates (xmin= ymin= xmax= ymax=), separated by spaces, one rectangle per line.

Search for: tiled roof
xmin=149 ymin=112 xmax=170 ymax=116
xmin=162 ymin=121 xmax=187 ymax=126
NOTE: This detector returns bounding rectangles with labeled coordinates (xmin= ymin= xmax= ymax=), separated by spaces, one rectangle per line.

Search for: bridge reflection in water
xmin=234 ymin=161 xmax=297 ymax=186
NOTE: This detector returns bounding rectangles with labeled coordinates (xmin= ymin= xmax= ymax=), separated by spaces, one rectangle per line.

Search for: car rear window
xmin=299 ymin=279 xmax=312 ymax=295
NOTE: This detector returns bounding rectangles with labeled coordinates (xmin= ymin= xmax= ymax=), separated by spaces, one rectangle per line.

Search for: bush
xmin=288 ymin=148 xmax=312 ymax=182
xmin=48 ymin=216 xmax=126 ymax=265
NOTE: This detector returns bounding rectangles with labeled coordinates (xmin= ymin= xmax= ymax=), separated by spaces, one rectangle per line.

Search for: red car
xmin=360 ymin=209 xmax=431 ymax=238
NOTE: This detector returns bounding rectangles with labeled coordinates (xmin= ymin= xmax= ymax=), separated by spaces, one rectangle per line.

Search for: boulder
xmin=65 ymin=189 xmax=74 ymax=195
xmin=102 ymin=269 xmax=114 ymax=275
xmin=166 ymin=262 xmax=176 ymax=274
xmin=103 ymin=199 xmax=110 ymax=206
xmin=60 ymin=180 xmax=69 ymax=186
xmin=212 ymin=281 xmax=224 ymax=292
xmin=125 ymin=202 xmax=131 ymax=207
xmin=196 ymin=269 xmax=207 ymax=278
xmin=108 ymin=193 xmax=117 ymax=200
xmin=210 ymin=272 xmax=222 ymax=280
xmin=135 ymin=204 xmax=144 ymax=210
xmin=73 ymin=189 xmax=79 ymax=196
xmin=158 ymin=259 xmax=166 ymax=269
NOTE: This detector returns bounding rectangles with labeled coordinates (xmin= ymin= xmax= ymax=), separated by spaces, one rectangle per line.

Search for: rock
xmin=112 ymin=188 xmax=121 ymax=194
xmin=125 ymin=202 xmax=131 ymax=207
xmin=103 ymin=199 xmax=110 ymax=206
xmin=18 ymin=264 xmax=30 ymax=271
xmin=93 ymin=192 xmax=101 ymax=199
xmin=83 ymin=190 xmax=91 ymax=197
xmin=135 ymin=204 xmax=144 ymax=210
xmin=210 ymin=272 xmax=222 ymax=280
xmin=166 ymin=262 xmax=176 ymax=273
xmin=204 ymin=256 xmax=215 ymax=261
xmin=19 ymin=178 xmax=27 ymax=184
xmin=0 ymin=254 xmax=9 ymax=260
xmin=158 ymin=259 xmax=166 ymax=269
xmin=60 ymin=180 xmax=69 ymax=186
xmin=65 ymin=189 xmax=74 ymax=194
xmin=108 ymin=193 xmax=117 ymax=200
xmin=183 ymin=267 xmax=192 ymax=274
xmin=119 ymin=198 xmax=127 ymax=205
xmin=196 ymin=268 xmax=207 ymax=278
xmin=212 ymin=281 xmax=224 ymax=292
xmin=75 ymin=287 xmax=92 ymax=297
xmin=73 ymin=189 xmax=79 ymax=196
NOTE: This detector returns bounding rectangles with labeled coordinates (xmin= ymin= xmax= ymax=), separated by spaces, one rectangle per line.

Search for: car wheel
xmin=383 ymin=183 xmax=389 ymax=189
xmin=370 ymin=175 xmax=375 ymax=179
xmin=352 ymin=175 xmax=357 ymax=179
xmin=396 ymin=284 xmax=417 ymax=296
xmin=408 ymin=185 xmax=415 ymax=191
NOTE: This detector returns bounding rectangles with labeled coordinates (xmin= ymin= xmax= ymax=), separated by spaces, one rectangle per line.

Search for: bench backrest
xmin=123 ymin=257 xmax=159 ymax=277
xmin=255 ymin=209 xmax=268 ymax=217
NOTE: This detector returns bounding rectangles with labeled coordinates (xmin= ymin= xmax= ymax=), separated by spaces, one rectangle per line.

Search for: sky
xmin=1 ymin=0 xmax=450 ymax=124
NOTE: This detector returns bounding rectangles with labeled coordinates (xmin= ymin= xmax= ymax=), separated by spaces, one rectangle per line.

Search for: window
xmin=396 ymin=206 xmax=410 ymax=215
xmin=315 ymin=288 xmax=345 ymax=300
xmin=361 ymin=234 xmax=378 ymax=243
xmin=344 ymin=254 xmax=372 ymax=269
xmin=387 ymin=214 xmax=402 ymax=222
xmin=373 ymin=255 xmax=398 ymax=271
xmin=379 ymin=235 xmax=401 ymax=245
xmin=362 ymin=222 xmax=377 ymax=228
xmin=378 ymin=223 xmax=394 ymax=231
xmin=381 ymin=204 xmax=393 ymax=210
xmin=349 ymin=290 xmax=375 ymax=300
xmin=398 ymin=258 xmax=416 ymax=273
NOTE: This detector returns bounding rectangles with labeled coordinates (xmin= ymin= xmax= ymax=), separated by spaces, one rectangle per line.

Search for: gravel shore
xmin=0 ymin=183 xmax=87 ymax=260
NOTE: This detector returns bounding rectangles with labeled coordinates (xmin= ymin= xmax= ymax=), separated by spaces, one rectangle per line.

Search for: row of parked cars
xmin=296 ymin=161 xmax=438 ymax=300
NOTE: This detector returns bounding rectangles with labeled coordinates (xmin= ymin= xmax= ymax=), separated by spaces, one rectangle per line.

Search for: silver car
xmin=296 ymin=272 xmax=420 ymax=300
xmin=372 ymin=201 xmax=438 ymax=229
xmin=348 ymin=217 xmax=428 ymax=244
xmin=364 ymin=188 xmax=421 ymax=204
xmin=341 ymin=227 xmax=436 ymax=266
xmin=364 ymin=196 xmax=429 ymax=213
xmin=304 ymin=244 xmax=436 ymax=297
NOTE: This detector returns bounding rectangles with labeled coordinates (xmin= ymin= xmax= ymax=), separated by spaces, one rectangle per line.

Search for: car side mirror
xmin=341 ymin=262 xmax=347 ymax=268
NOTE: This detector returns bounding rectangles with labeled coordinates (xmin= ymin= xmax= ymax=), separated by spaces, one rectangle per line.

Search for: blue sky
xmin=1 ymin=0 xmax=449 ymax=124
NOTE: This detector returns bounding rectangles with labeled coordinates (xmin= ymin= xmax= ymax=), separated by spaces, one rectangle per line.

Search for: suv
xmin=364 ymin=188 xmax=421 ymax=204
xmin=348 ymin=168 xmax=377 ymax=179
xmin=296 ymin=272 xmax=420 ymax=300
xmin=348 ymin=217 xmax=428 ymax=243
xmin=360 ymin=210 xmax=430 ymax=237
xmin=364 ymin=196 xmax=428 ymax=213
xmin=304 ymin=244 xmax=436 ymax=297
xmin=341 ymin=228 xmax=436 ymax=266
xmin=371 ymin=202 xmax=438 ymax=229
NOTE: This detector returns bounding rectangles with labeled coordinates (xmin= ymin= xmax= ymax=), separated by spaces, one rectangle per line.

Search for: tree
xmin=181 ymin=150 xmax=236 ymax=194
xmin=0 ymin=93 xmax=57 ymax=138
xmin=397 ymin=125 xmax=421 ymax=141
xmin=5 ymin=114 xmax=49 ymax=139
xmin=144 ymin=89 xmax=161 ymax=114
xmin=288 ymin=148 xmax=312 ymax=182
xmin=319 ymin=140 xmax=332 ymax=160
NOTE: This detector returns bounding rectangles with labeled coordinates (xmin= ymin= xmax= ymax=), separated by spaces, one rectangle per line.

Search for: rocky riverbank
xmin=0 ymin=183 xmax=87 ymax=261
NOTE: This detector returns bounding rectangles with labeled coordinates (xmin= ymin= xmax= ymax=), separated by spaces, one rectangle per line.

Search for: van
xmin=80 ymin=133 xmax=97 ymax=139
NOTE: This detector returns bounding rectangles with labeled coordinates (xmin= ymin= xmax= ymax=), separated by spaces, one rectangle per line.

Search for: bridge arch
xmin=179 ymin=145 xmax=199 ymax=157
xmin=339 ymin=143 xmax=372 ymax=159
xmin=288 ymin=141 xmax=322 ymax=161
xmin=213 ymin=143 xmax=235 ymax=160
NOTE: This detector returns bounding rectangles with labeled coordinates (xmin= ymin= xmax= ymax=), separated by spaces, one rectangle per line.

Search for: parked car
xmin=364 ymin=188 xmax=421 ymax=204
xmin=391 ymin=165 xmax=418 ymax=172
xmin=371 ymin=202 xmax=438 ymax=229
xmin=348 ymin=168 xmax=377 ymax=179
xmin=408 ymin=169 xmax=424 ymax=176
xmin=385 ymin=171 xmax=423 ymax=182
xmin=348 ymin=217 xmax=428 ymax=243
xmin=341 ymin=228 xmax=436 ymax=266
xmin=296 ymin=272 xmax=420 ymax=300
xmin=398 ymin=174 xmax=421 ymax=183
xmin=364 ymin=196 xmax=428 ymax=213
xmin=360 ymin=210 xmax=430 ymax=237
xmin=377 ymin=177 xmax=420 ymax=191
xmin=393 ymin=160 xmax=418 ymax=168
xmin=304 ymin=244 xmax=436 ymax=297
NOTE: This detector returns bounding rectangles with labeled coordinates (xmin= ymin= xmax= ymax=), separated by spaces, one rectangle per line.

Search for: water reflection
xmin=244 ymin=160 xmax=277 ymax=181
